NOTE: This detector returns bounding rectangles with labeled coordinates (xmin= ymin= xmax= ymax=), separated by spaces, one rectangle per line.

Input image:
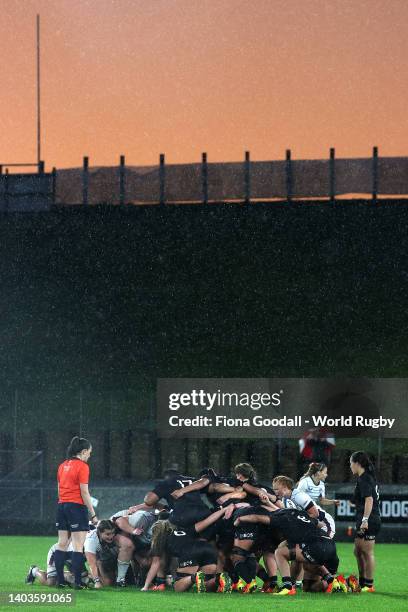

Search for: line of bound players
xmin=26 ymin=437 xmax=381 ymax=595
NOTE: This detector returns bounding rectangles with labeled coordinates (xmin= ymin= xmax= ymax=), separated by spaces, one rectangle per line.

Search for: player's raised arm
xmin=242 ymin=481 xmax=277 ymax=503
xmin=319 ymin=496 xmax=340 ymax=506
xmin=171 ymin=476 xmax=210 ymax=499
xmin=194 ymin=506 xmax=228 ymax=532
xmin=234 ymin=513 xmax=271 ymax=526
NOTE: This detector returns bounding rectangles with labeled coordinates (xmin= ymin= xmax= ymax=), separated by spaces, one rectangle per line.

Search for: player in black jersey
xmin=235 ymin=506 xmax=342 ymax=595
xmin=129 ymin=469 xmax=213 ymax=527
xmin=350 ymin=451 xmax=381 ymax=593
xmin=144 ymin=506 xmax=232 ymax=593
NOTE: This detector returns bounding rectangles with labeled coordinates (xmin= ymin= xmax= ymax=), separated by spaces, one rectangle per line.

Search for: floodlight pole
xmin=37 ymin=14 xmax=41 ymax=166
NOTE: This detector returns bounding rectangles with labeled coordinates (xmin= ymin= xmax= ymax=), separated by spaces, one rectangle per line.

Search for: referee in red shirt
xmin=54 ymin=436 xmax=98 ymax=588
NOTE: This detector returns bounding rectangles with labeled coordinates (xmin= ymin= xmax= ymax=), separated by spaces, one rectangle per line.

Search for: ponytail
xmin=300 ymin=462 xmax=327 ymax=480
xmin=67 ymin=436 xmax=91 ymax=459
xmin=151 ymin=520 xmax=174 ymax=557
xmin=350 ymin=451 xmax=376 ymax=476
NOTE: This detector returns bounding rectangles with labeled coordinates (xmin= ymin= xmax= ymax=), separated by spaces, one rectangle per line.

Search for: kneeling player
xmin=84 ymin=520 xmax=118 ymax=588
xmin=26 ymin=541 xmax=87 ymax=587
xmin=111 ymin=508 xmax=162 ymax=586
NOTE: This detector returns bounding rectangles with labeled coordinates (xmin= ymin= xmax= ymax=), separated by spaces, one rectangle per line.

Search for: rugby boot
xmin=25 ymin=566 xmax=36 ymax=584
xmin=361 ymin=585 xmax=375 ymax=593
xmin=195 ymin=571 xmax=206 ymax=593
xmin=346 ymin=574 xmax=360 ymax=592
xmin=217 ymin=572 xmax=232 ymax=593
xmin=272 ymin=585 xmax=296 ymax=596
xmin=336 ymin=574 xmax=349 ymax=593
xmin=240 ymin=579 xmax=257 ymax=593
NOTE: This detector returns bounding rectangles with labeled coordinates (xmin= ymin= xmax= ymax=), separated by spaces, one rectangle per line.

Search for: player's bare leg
xmin=173 ymin=566 xmax=199 ymax=592
xmin=354 ymin=537 xmax=367 ymax=586
xmin=361 ymin=540 xmax=375 ymax=580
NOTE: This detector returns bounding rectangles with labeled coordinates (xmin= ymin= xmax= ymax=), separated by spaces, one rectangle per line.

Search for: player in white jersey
xmin=273 ymin=475 xmax=335 ymax=538
xmin=84 ymin=519 xmax=117 ymax=588
xmin=296 ymin=463 xmax=340 ymax=507
xmin=111 ymin=508 xmax=157 ymax=546
xmin=272 ymin=475 xmax=336 ymax=591
xmin=25 ymin=541 xmax=81 ymax=586
xmin=109 ymin=508 xmax=159 ymax=587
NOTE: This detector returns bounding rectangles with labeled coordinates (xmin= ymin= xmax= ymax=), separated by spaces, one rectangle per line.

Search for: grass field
xmin=0 ymin=537 xmax=407 ymax=610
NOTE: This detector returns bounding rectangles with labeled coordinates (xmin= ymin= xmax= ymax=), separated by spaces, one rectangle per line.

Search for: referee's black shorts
xmin=56 ymin=502 xmax=89 ymax=532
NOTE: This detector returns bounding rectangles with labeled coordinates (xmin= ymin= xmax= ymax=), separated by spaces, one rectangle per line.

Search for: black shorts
xmin=171 ymin=504 xmax=212 ymax=528
xmin=178 ymin=541 xmax=217 ymax=569
xmin=56 ymin=503 xmax=89 ymax=532
xmin=355 ymin=515 xmax=381 ymax=541
xmin=300 ymin=538 xmax=339 ymax=575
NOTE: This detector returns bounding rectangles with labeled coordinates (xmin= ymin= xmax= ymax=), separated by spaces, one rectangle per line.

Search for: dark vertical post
xmin=38 ymin=160 xmax=44 ymax=174
xmin=202 ymin=152 xmax=208 ymax=204
xmin=159 ymin=153 xmax=165 ymax=205
xmin=119 ymin=154 xmax=126 ymax=206
xmin=244 ymin=151 xmax=251 ymax=204
xmin=372 ymin=146 xmax=378 ymax=204
xmin=82 ymin=156 xmax=89 ymax=206
xmin=329 ymin=147 xmax=336 ymax=204
xmin=285 ymin=149 xmax=292 ymax=202
xmin=52 ymin=167 xmax=56 ymax=205
xmin=4 ymin=169 xmax=9 ymax=213
xmin=37 ymin=14 xmax=41 ymax=166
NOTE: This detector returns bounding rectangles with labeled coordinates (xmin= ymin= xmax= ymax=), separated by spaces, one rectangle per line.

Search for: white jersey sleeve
xmin=291 ymin=488 xmax=316 ymax=511
xmin=110 ymin=509 xmax=128 ymax=520
xmin=296 ymin=478 xmax=309 ymax=493
xmin=84 ymin=530 xmax=102 ymax=556
xmin=315 ymin=504 xmax=336 ymax=538
xmin=128 ymin=510 xmax=154 ymax=530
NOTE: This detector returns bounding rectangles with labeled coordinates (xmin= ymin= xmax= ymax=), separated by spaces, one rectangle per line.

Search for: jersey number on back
xmin=176 ymin=479 xmax=193 ymax=488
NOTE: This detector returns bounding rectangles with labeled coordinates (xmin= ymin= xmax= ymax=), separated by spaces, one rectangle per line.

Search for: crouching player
xmin=144 ymin=506 xmax=232 ymax=593
xmin=25 ymin=541 xmax=87 ymax=587
xmin=111 ymin=508 xmax=160 ymax=587
xmin=235 ymin=507 xmax=346 ymax=595
xmin=84 ymin=520 xmax=118 ymax=588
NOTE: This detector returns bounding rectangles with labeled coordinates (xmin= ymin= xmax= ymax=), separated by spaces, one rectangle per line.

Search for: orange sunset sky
xmin=1 ymin=0 xmax=408 ymax=169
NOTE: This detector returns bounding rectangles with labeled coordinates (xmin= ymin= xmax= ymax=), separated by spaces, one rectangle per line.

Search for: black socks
xmin=54 ymin=550 xmax=66 ymax=585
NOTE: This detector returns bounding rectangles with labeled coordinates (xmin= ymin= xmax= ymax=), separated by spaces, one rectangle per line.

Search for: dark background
xmin=1 ymin=201 xmax=407 ymax=483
